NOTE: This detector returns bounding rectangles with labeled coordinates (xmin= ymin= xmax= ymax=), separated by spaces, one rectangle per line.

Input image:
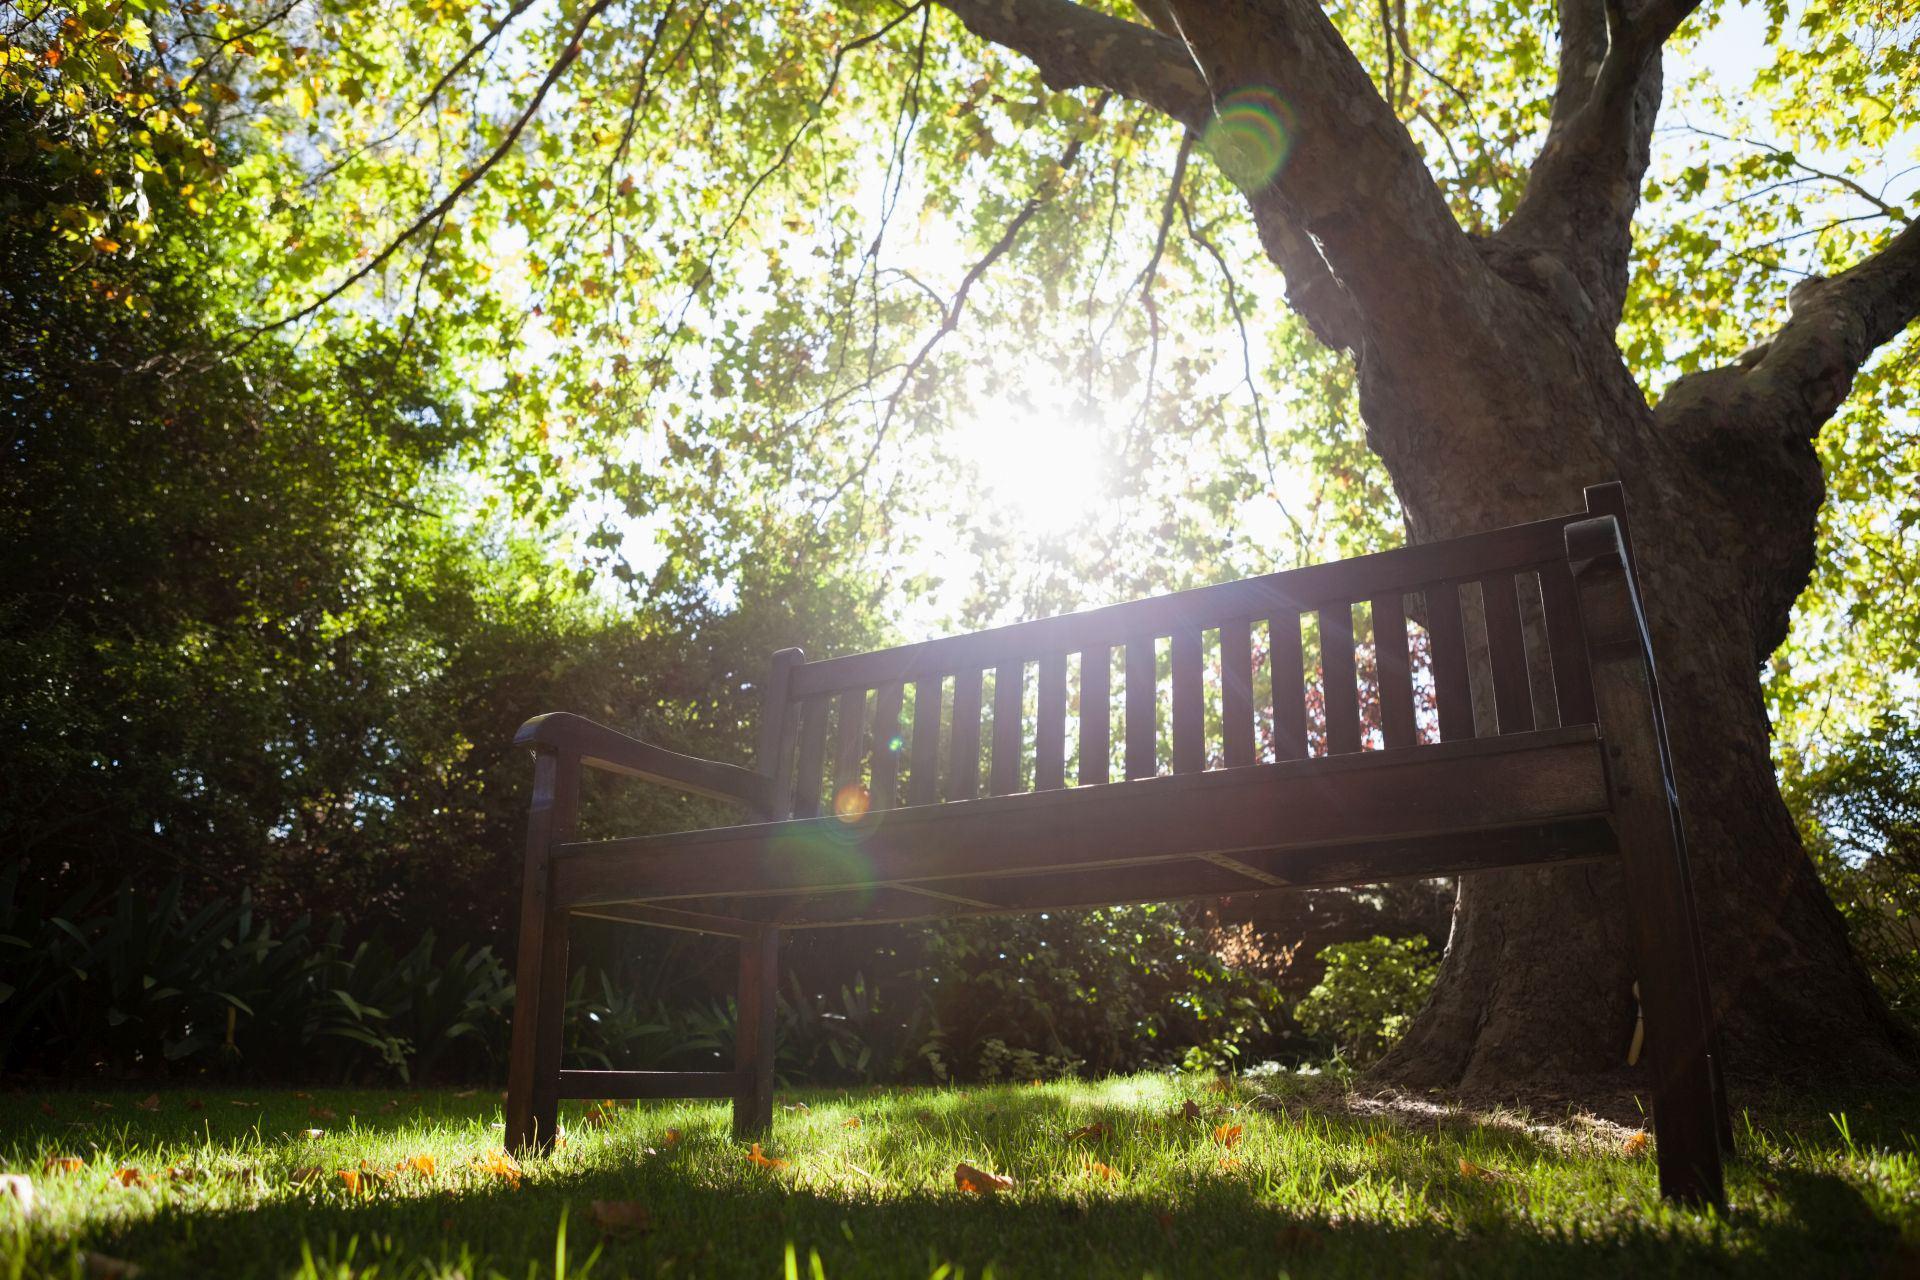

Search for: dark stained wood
xmin=731 ymin=924 xmax=779 ymax=1138
xmin=1479 ymin=571 xmax=1536 ymax=734
xmin=789 ymin=513 xmax=1582 ymax=699
xmin=949 ymin=667 xmax=983 ymax=801
xmin=1036 ymin=652 xmax=1067 ymax=791
xmin=516 ymin=712 xmax=769 ymax=811
xmin=1271 ymin=613 xmax=1306 ymax=761
xmin=552 ymin=727 xmax=1611 ymax=905
xmin=1538 ymin=558 xmax=1597 ymax=727
xmin=1320 ymin=605 xmax=1361 ymax=755
xmin=990 ymin=663 xmax=1024 ymax=795
xmin=1220 ymin=620 xmax=1255 ymax=768
xmin=869 ymin=681 xmax=905 ymax=809
xmin=559 ymin=1069 xmax=745 ymax=1100
xmin=755 ymin=649 xmax=804 ymax=820
xmin=505 ymin=749 xmax=578 ymax=1154
xmin=1172 ymin=628 xmax=1205 ymax=774
xmin=1125 ymin=637 xmax=1157 ymax=779
xmin=572 ymin=902 xmax=754 ymax=936
xmin=1423 ymin=582 xmax=1474 ymax=742
xmin=908 ymin=677 xmax=942 ymax=806
xmin=1372 ymin=594 xmax=1416 ymax=750
xmin=1566 ymin=514 xmax=1724 ymax=1208
xmin=1079 ymin=647 xmax=1110 ymax=786
xmin=790 ymin=695 xmax=831 ymax=819
xmin=831 ymin=689 xmax=866 ymax=805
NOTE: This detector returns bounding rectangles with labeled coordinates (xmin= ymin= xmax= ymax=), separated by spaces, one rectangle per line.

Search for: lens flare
xmin=1201 ymin=88 xmax=1296 ymax=190
xmin=833 ymin=784 xmax=871 ymax=822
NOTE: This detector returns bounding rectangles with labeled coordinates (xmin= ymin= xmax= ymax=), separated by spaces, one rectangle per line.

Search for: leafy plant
xmin=1293 ymin=936 xmax=1439 ymax=1066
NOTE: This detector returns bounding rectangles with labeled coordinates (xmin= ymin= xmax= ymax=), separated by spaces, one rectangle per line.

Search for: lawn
xmin=2 ymin=1075 xmax=1916 ymax=1279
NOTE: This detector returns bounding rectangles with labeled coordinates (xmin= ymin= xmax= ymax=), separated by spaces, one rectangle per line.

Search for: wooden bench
xmin=504 ymin=482 xmax=1729 ymax=1205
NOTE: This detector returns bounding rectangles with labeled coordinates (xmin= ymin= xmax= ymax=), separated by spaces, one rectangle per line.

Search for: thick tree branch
xmin=935 ymin=0 xmax=1207 ymax=123
xmin=1658 ymin=219 xmax=1920 ymax=440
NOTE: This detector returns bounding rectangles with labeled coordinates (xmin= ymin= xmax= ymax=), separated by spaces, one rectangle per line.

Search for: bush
xmin=1293 ymin=935 xmax=1438 ymax=1065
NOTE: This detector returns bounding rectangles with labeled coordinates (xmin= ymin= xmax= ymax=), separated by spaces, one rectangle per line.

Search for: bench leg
xmin=505 ymin=750 xmax=578 ymax=1154
xmin=732 ymin=924 xmax=779 ymax=1139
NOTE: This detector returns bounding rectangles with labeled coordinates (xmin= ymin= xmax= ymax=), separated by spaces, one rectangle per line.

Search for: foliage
xmin=1782 ymin=714 xmax=1920 ymax=1027
xmin=1293 ymin=936 xmax=1441 ymax=1066
xmin=4 ymin=1079 xmax=1920 ymax=1277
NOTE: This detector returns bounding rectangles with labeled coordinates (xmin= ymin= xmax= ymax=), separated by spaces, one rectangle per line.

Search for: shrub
xmin=1293 ymin=935 xmax=1438 ymax=1065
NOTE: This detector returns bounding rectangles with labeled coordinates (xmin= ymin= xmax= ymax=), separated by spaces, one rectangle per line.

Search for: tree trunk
xmin=1356 ymin=276 xmax=1915 ymax=1095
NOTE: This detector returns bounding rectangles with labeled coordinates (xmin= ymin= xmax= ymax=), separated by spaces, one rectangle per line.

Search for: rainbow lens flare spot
xmin=833 ymin=784 xmax=871 ymax=822
xmin=1202 ymin=88 xmax=1295 ymax=190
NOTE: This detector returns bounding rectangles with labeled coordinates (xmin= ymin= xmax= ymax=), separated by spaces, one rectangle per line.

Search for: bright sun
xmin=949 ymin=397 xmax=1107 ymax=537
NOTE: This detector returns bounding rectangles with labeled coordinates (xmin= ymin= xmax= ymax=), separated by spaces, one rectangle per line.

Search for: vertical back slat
xmin=1125 ymin=637 xmax=1157 ymax=779
xmin=1479 ymin=572 xmax=1536 ymax=734
xmin=949 ymin=668 xmax=983 ymax=801
xmin=1537 ymin=559 xmax=1597 ymax=726
xmin=1320 ymin=604 xmax=1361 ymax=754
xmin=1371 ymin=593 xmax=1416 ymax=750
xmin=1220 ymin=620 xmax=1255 ymax=768
xmin=831 ymin=690 xmax=867 ymax=805
xmin=907 ymin=677 xmax=942 ymax=806
xmin=1035 ymin=652 xmax=1067 ymax=791
xmin=755 ymin=648 xmax=804 ymax=820
xmin=1271 ymin=612 xmax=1307 ymax=761
xmin=1171 ymin=629 xmax=1204 ymax=773
xmin=869 ymin=682 xmax=904 ymax=809
xmin=791 ymin=695 xmax=831 ymax=818
xmin=990 ymin=663 xmax=1023 ymax=795
xmin=1424 ymin=582 xmax=1474 ymax=742
xmin=1079 ymin=646 xmax=1110 ymax=785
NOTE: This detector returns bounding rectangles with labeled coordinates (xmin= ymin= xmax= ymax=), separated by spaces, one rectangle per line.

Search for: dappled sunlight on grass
xmin=2 ymin=1077 xmax=1917 ymax=1278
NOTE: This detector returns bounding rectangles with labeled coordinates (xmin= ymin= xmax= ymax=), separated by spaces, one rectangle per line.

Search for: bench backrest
xmin=757 ymin=483 xmax=1634 ymax=821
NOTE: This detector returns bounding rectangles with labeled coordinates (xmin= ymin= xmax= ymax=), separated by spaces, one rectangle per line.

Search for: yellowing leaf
xmin=1066 ymin=1122 xmax=1111 ymax=1142
xmin=399 ymin=1155 xmax=436 ymax=1178
xmin=746 ymin=1143 xmax=787 ymax=1171
xmin=954 ymin=1162 xmax=1013 ymax=1194
xmin=42 ymin=1157 xmax=84 ymax=1176
xmin=336 ymin=1169 xmax=363 ymax=1195
xmin=1212 ymin=1123 xmax=1244 ymax=1149
xmin=1622 ymin=1131 xmax=1650 ymax=1157
xmin=1085 ymin=1159 xmax=1119 ymax=1180
xmin=662 ymin=1128 xmax=681 ymax=1145
xmin=472 ymin=1151 xmax=521 ymax=1186
xmin=1458 ymin=1158 xmax=1502 ymax=1183
xmin=112 ymin=1167 xmax=144 ymax=1187
xmin=842 ymin=1116 xmax=861 ymax=1130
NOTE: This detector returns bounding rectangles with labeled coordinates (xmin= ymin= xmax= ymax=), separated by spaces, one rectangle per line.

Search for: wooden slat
xmin=831 ymin=689 xmax=866 ymax=805
xmin=990 ymin=663 xmax=1023 ymax=796
xmin=1220 ymin=620 xmax=1255 ymax=768
xmin=1035 ymin=652 xmax=1067 ymax=791
xmin=1271 ymin=613 xmax=1306 ymax=761
xmin=1479 ymin=572 xmax=1535 ymax=734
xmin=1171 ymin=628 xmax=1205 ymax=774
xmin=1537 ymin=558 xmax=1597 ymax=727
xmin=869 ymin=681 xmax=904 ymax=809
xmin=1321 ymin=605 xmax=1361 ymax=755
xmin=1125 ymin=637 xmax=1157 ymax=779
xmin=1079 ymin=646 xmax=1110 ymax=786
xmin=755 ymin=648 xmax=804 ymax=820
xmin=1424 ymin=582 xmax=1474 ymax=742
xmin=790 ymin=695 xmax=831 ymax=818
xmin=907 ymin=677 xmax=942 ymax=806
xmin=949 ymin=667 xmax=983 ymax=801
xmin=1372 ymin=593 xmax=1416 ymax=750
xmin=789 ymin=514 xmax=1582 ymax=699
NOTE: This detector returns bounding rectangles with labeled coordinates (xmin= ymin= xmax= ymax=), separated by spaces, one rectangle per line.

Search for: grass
xmin=1 ymin=1075 xmax=1916 ymax=1278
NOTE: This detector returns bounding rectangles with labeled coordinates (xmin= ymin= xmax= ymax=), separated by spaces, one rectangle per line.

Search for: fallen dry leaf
xmin=588 ymin=1199 xmax=653 ymax=1235
xmin=1207 ymin=1076 xmax=1234 ymax=1093
xmin=294 ymin=1092 xmax=311 ymax=1100
xmin=915 ymin=1109 xmax=937 ymax=1124
xmin=1179 ymin=1100 xmax=1202 ymax=1122
xmin=473 ymin=1151 xmax=522 ymax=1186
xmin=290 ymin=1166 xmax=325 ymax=1187
xmin=113 ymin=1167 xmax=144 ymax=1187
xmin=746 ymin=1143 xmax=788 ymax=1171
xmin=1217 ymin=1155 xmax=1243 ymax=1172
xmin=1212 ymin=1123 xmax=1244 ymax=1149
xmin=1458 ymin=1158 xmax=1503 ymax=1183
xmin=1622 ymin=1131 xmax=1650 ymax=1157
xmin=399 ymin=1154 xmax=436 ymax=1178
xmin=1085 ymin=1159 xmax=1119 ymax=1180
xmin=83 ymin=1252 xmax=141 ymax=1278
xmin=1066 ymin=1122 xmax=1111 ymax=1142
xmin=454 ymin=1089 xmax=478 ymax=1099
xmin=662 ymin=1128 xmax=682 ymax=1146
xmin=165 ymin=1166 xmax=196 ymax=1183
xmin=1 ymin=1174 xmax=34 ymax=1217
xmin=42 ymin=1156 xmax=84 ymax=1176
xmin=135 ymin=1094 xmax=160 ymax=1112
xmin=842 ymin=1116 xmax=862 ymax=1130
xmin=954 ymin=1162 xmax=1014 ymax=1195
xmin=337 ymin=1169 xmax=364 ymax=1195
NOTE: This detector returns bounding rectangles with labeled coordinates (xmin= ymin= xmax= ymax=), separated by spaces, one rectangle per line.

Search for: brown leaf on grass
xmin=746 ymin=1143 xmax=788 ymax=1171
xmin=1458 ymin=1158 xmax=1503 ymax=1183
xmin=290 ymin=1166 xmax=325 ymax=1187
xmin=42 ymin=1156 xmax=84 ymax=1176
xmin=293 ymin=1092 xmax=311 ymax=1100
xmin=454 ymin=1089 xmax=478 ymax=1098
xmin=1066 ymin=1122 xmax=1111 ymax=1142
xmin=336 ymin=1169 xmax=364 ymax=1195
xmin=1085 ymin=1159 xmax=1119 ymax=1180
xmin=1275 ymin=1223 xmax=1323 ymax=1252
xmin=842 ymin=1116 xmax=862 ymax=1130
xmin=588 ymin=1199 xmax=653 ymax=1235
xmin=165 ymin=1166 xmax=196 ymax=1183
xmin=83 ymin=1252 xmax=142 ymax=1278
xmin=38 ymin=1101 xmax=56 ymax=1117
xmin=185 ymin=1099 xmax=204 ymax=1111
xmin=397 ymin=1155 xmax=436 ymax=1178
xmin=954 ymin=1162 xmax=1014 ymax=1194
xmin=581 ymin=1107 xmax=613 ymax=1130
xmin=112 ymin=1167 xmax=145 ymax=1187
xmin=1621 ymin=1131 xmax=1650 ymax=1157
xmin=1212 ymin=1123 xmax=1244 ymax=1149
xmin=1178 ymin=1100 xmax=1202 ymax=1122
xmin=1 ymin=1174 xmax=34 ymax=1217
xmin=662 ymin=1128 xmax=682 ymax=1146
xmin=473 ymin=1151 xmax=521 ymax=1186
xmin=1217 ymin=1155 xmax=1243 ymax=1171
xmin=915 ymin=1109 xmax=937 ymax=1125
xmin=1207 ymin=1076 xmax=1234 ymax=1093
xmin=134 ymin=1094 xmax=160 ymax=1112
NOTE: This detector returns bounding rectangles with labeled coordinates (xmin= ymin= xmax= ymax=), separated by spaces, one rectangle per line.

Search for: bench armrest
xmin=515 ymin=712 xmax=771 ymax=814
